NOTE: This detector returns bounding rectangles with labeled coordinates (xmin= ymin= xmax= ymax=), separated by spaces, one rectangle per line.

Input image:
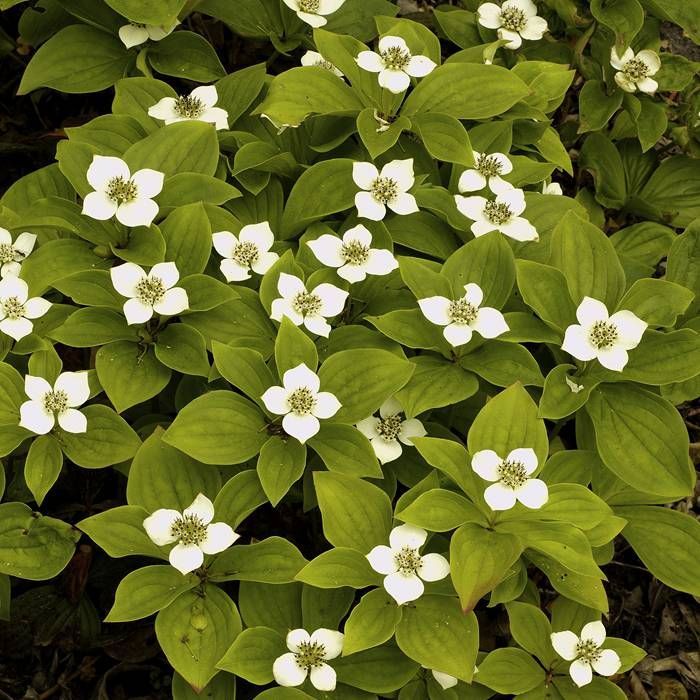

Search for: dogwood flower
xmin=282 ymin=0 xmax=345 ymax=27
xmin=355 ymin=397 xmax=426 ymax=464
xmin=455 ymin=187 xmax=538 ymax=242
xmin=82 ymin=156 xmax=164 ymax=227
xmin=0 ymin=229 xmax=36 ymax=278
xmin=111 ymin=262 xmax=188 ymax=325
xmin=307 ymin=224 xmax=398 ymax=283
xmin=143 ymin=494 xmax=238 ymax=575
xmin=353 ymin=159 xmax=419 ymax=221
xmin=551 ymin=622 xmax=621 ymax=687
xmin=270 ymin=273 xmax=347 ymax=338
xmin=367 ymin=524 xmax=450 ymax=605
xmin=262 ymin=363 xmax=341 ymax=443
xmin=458 ymin=152 xmax=513 ymax=194
xmin=477 ymin=0 xmax=548 ymax=50
xmin=212 ymin=222 xmax=279 ymax=282
xmin=419 ymin=283 xmax=509 ymax=347
xmin=118 ymin=21 xmax=177 ymax=49
xmin=273 ymin=628 xmax=344 ymax=691
xmin=148 ymin=85 xmax=228 ymax=129
xmin=542 ymin=181 xmax=563 ymax=195
xmin=562 ymin=297 xmax=647 ymax=372
xmin=472 ymin=448 xmax=548 ymax=511
xmin=19 ymin=372 xmax=89 ymax=435
xmin=357 ymin=36 xmax=436 ymax=93
xmin=610 ymin=47 xmax=660 ymax=94
xmin=301 ymin=51 xmax=344 ymax=77
xmin=430 ymin=670 xmax=458 ymax=690
xmin=0 ymin=277 xmax=50 ymax=341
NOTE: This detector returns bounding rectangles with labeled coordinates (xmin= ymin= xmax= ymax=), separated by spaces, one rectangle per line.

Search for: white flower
xmin=301 ymin=51 xmax=344 ymax=77
xmin=356 ymin=35 xmax=436 ymax=93
xmin=118 ymin=21 xmax=177 ymax=49
xmin=111 ymin=262 xmax=189 ymax=326
xmin=353 ymin=159 xmax=419 ymax=221
xmin=148 ymin=85 xmax=228 ymax=129
xmin=610 ymin=47 xmax=660 ymax=94
xmin=0 ymin=277 xmax=50 ymax=341
xmin=307 ymin=224 xmax=398 ymax=283
xmin=551 ymin=622 xmax=621 ymax=687
xmin=542 ymin=181 xmax=563 ymax=195
xmin=477 ymin=0 xmax=548 ymax=50
xmin=431 ymin=670 xmax=458 ymax=690
xmin=282 ymin=0 xmax=345 ymax=27
xmin=261 ymin=363 xmax=341 ymax=444
xmin=82 ymin=156 xmax=164 ymax=228
xmin=356 ymin=397 xmax=426 ymax=464
xmin=472 ymin=448 xmax=548 ymax=511
xmin=458 ymin=152 xmax=513 ymax=194
xmin=562 ymin=297 xmax=647 ymax=372
xmin=270 ymin=273 xmax=347 ymax=338
xmin=419 ymin=283 xmax=509 ymax=347
xmin=273 ymin=628 xmax=344 ymax=691
xmin=455 ymin=187 xmax=538 ymax=242
xmin=19 ymin=372 xmax=89 ymax=435
xmin=0 ymin=228 xmax=36 ymax=278
xmin=143 ymin=493 xmax=239 ymax=575
xmin=366 ymin=524 xmax=450 ymax=605
xmin=212 ymin=222 xmax=279 ymax=282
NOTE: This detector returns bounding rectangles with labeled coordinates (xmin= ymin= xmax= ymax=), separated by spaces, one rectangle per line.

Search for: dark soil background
xmin=0 ymin=3 xmax=698 ymax=699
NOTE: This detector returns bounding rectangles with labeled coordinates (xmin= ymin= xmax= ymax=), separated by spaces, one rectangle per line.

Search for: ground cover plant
xmin=0 ymin=0 xmax=699 ymax=698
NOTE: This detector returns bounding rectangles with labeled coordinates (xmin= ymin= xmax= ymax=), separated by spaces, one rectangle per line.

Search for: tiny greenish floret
xmin=380 ymin=45 xmax=411 ymax=71
xmin=43 ymin=389 xmax=68 ymax=414
xmin=292 ymin=291 xmax=322 ymax=316
xmin=298 ymin=0 xmax=320 ymax=12
xmin=448 ymin=297 xmax=478 ymax=325
xmin=136 ymin=277 xmax=166 ymax=306
xmin=497 ymin=460 xmax=528 ymax=489
xmin=294 ymin=640 xmax=326 ymax=670
xmin=500 ymin=6 xmax=527 ymax=31
xmin=589 ymin=320 xmax=618 ymax=349
xmin=394 ymin=546 xmax=422 ymax=576
xmin=575 ymin=639 xmax=603 ymax=664
xmin=315 ymin=58 xmax=337 ymax=71
xmin=288 ymin=387 xmax=316 ymax=415
xmin=231 ymin=241 xmax=260 ymax=267
xmin=0 ymin=243 xmax=15 ymax=263
xmin=477 ymin=154 xmax=504 ymax=177
xmin=106 ymin=176 xmax=138 ymax=204
xmin=371 ymin=176 xmax=398 ymax=204
xmin=1 ymin=296 xmax=25 ymax=320
xmin=341 ymin=240 xmax=370 ymax=265
xmin=376 ymin=413 xmax=403 ymax=440
xmin=484 ymin=200 xmax=513 ymax=225
xmin=174 ymin=94 xmax=205 ymax=119
xmin=622 ymin=58 xmax=650 ymax=82
xmin=170 ymin=513 xmax=208 ymax=546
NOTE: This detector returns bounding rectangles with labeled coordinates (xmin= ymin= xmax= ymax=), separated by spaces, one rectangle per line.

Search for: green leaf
xmin=411 ymin=436 xmax=477 ymax=499
xmin=578 ymin=133 xmax=626 ymax=209
xmin=106 ymin=565 xmax=198 ymax=622
xmin=313 ymin=471 xmax=392 ymax=552
xmin=275 ymin=316 xmax=318 ymax=375
xmin=65 ymin=114 xmax=146 ymax=157
xmin=411 ymin=112 xmax=473 ymax=166
xmin=295 ymin=547 xmax=381 ymax=589
xmin=591 ymin=0 xmax=644 ymax=48
xmin=516 ymin=260 xmax=576 ymax=332
xmin=308 ymin=423 xmax=382 ymax=478
xmin=343 ymin=589 xmax=402 ymax=655
xmin=476 ymin=648 xmax=545 ymax=695
xmin=216 ymin=63 xmax=267 ymax=126
xmin=149 ymin=30 xmax=226 ymax=82
xmin=212 ymin=342 xmax=273 ymax=407
xmin=49 ymin=308 xmax=137 ymax=348
xmin=460 ymin=341 xmax=544 ymax=388
xmin=24 ymin=434 xmax=63 ymax=506
xmin=104 ymin=0 xmax=184 ymax=24
xmin=397 ymin=489 xmax=485 ymax=532
xmin=163 ymin=390 xmax=268 ymax=465
xmin=666 ymin=220 xmax=700 ymax=317
xmin=334 ymin=645 xmax=420 ymax=694
xmin=180 ymin=274 xmax=238 ymax=312
xmin=154 ymin=323 xmax=210 ymax=377
xmin=158 ymin=174 xmax=241 ymax=208
xmin=52 ymin=270 xmax=124 ymax=309
xmin=113 ymin=76 xmax=177 ymax=131
xmin=578 ymin=80 xmax=623 ymax=133
xmin=257 ymin=436 xmax=306 ymax=506
xmin=216 ymin=626 xmax=286 ymax=685
xmin=638 ymin=156 xmax=700 ymax=227
xmin=0 ymin=362 xmax=26 ymax=424
xmin=506 ymin=601 xmax=556 ymax=666
xmin=214 ymin=470 xmax=267 ymax=530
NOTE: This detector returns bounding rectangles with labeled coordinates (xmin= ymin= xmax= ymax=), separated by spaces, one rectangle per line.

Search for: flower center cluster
xmin=231 ymin=241 xmax=259 ymax=267
xmin=448 ymin=297 xmax=478 ymax=325
xmin=298 ymin=0 xmax=320 ymax=12
xmin=174 ymin=95 xmax=205 ymax=119
xmin=498 ymin=460 xmax=528 ymax=489
xmin=394 ymin=546 xmax=422 ymax=576
xmin=170 ymin=514 xmax=208 ymax=546
xmin=371 ymin=177 xmax=398 ymax=204
xmin=484 ymin=200 xmax=513 ymax=225
xmin=294 ymin=641 xmax=326 ymax=670
xmin=106 ymin=176 xmax=137 ymax=204
xmin=0 ymin=243 xmax=16 ymax=263
xmin=589 ymin=321 xmax=618 ymax=349
xmin=314 ymin=58 xmax=337 ymax=72
xmin=376 ymin=414 xmax=403 ymax=441
xmin=135 ymin=277 xmax=166 ymax=306
xmin=622 ymin=58 xmax=649 ymax=82
xmin=287 ymin=387 xmax=316 ymax=416
xmin=43 ymin=389 xmax=68 ymax=414
xmin=380 ymin=45 xmax=411 ymax=71
xmin=500 ymin=6 xmax=527 ymax=31
xmin=1 ymin=296 xmax=25 ymax=320
xmin=341 ymin=240 xmax=370 ymax=266
xmin=477 ymin=154 xmax=504 ymax=177
xmin=575 ymin=639 xmax=602 ymax=664
xmin=292 ymin=291 xmax=322 ymax=316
